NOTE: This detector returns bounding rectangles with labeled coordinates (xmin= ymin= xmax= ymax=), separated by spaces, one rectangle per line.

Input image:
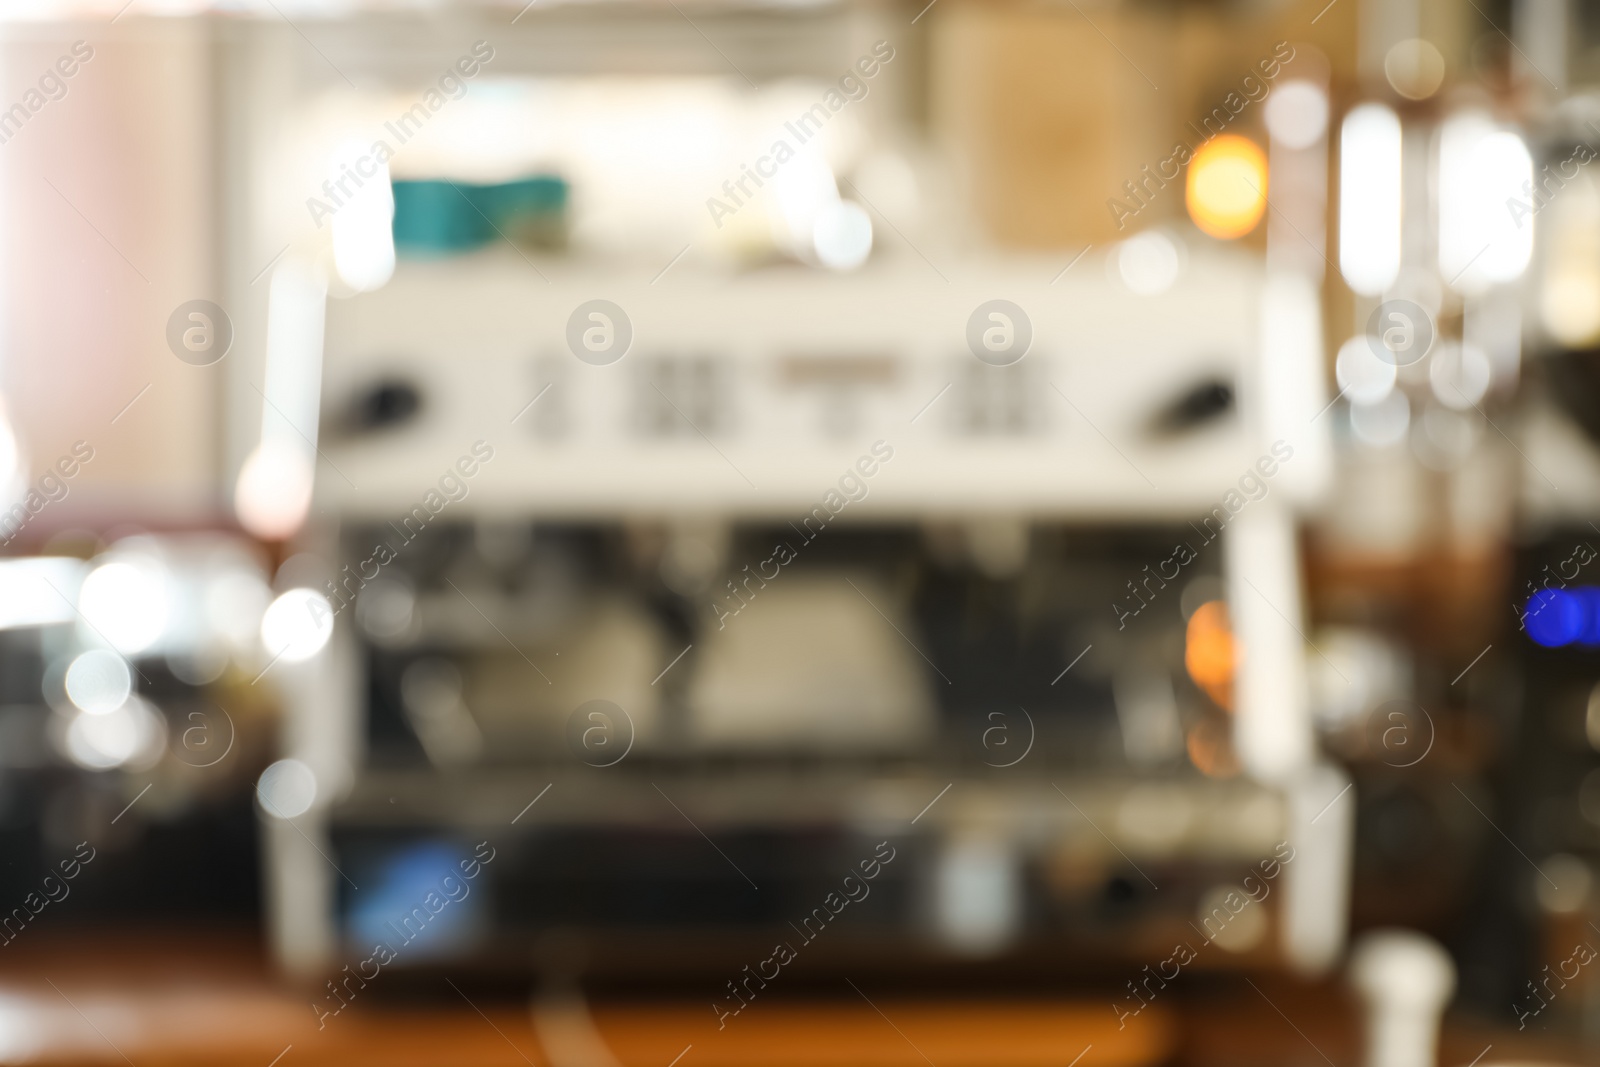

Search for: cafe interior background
xmin=2 ymin=0 xmax=1600 ymax=1064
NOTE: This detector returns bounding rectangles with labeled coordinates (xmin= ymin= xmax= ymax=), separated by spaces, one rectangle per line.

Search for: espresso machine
xmin=209 ymin=1 xmax=1347 ymax=999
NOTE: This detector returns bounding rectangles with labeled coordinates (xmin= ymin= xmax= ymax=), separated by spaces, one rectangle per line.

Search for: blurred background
xmin=0 ymin=0 xmax=1598 ymax=1065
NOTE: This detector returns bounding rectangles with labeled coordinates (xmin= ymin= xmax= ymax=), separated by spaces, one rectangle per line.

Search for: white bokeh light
xmin=1264 ymin=81 xmax=1329 ymax=150
xmin=1335 ymin=336 xmax=1398 ymax=405
xmin=1115 ymin=230 xmax=1183 ymax=295
xmin=0 ymin=559 xmax=84 ymax=631
xmin=64 ymin=697 xmax=163 ymax=771
xmin=64 ymin=649 xmax=132 ymax=715
xmin=240 ymin=259 xmax=325 ymax=541
xmin=329 ymin=139 xmax=396 ymax=292
xmin=1439 ymin=116 xmax=1533 ymax=293
xmin=79 ymin=558 xmax=171 ymax=655
xmin=235 ymin=442 xmax=315 ymax=541
xmin=260 ymin=588 xmax=334 ymax=663
xmin=812 ymin=201 xmax=873 ymax=271
xmin=257 ymin=758 xmax=318 ymax=819
xmin=768 ymin=151 xmax=839 ymax=257
xmin=1339 ymin=104 xmax=1403 ymax=296
xmin=1470 ymin=136 xmax=1533 ymax=283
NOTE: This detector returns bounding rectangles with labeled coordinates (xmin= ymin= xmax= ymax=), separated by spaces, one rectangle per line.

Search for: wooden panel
xmin=591 ymin=1000 xmax=1174 ymax=1067
xmin=0 ymin=935 xmax=1171 ymax=1067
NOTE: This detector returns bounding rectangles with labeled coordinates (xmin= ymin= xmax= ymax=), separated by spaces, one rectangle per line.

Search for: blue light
xmin=1525 ymin=588 xmax=1585 ymax=647
xmin=346 ymin=841 xmax=485 ymax=961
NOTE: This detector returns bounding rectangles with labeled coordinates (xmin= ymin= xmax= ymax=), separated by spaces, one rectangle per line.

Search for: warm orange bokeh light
xmin=1185 ymin=599 xmax=1235 ymax=710
xmin=1185 ymin=134 xmax=1267 ymax=239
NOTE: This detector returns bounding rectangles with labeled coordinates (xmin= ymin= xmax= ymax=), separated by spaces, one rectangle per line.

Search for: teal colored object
xmin=392 ymin=176 xmax=568 ymax=256
xmin=391 ymin=180 xmax=493 ymax=253
xmin=474 ymin=176 xmax=566 ymax=220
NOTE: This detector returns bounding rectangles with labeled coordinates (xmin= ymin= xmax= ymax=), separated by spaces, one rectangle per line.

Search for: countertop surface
xmin=0 ymin=932 xmax=1576 ymax=1067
